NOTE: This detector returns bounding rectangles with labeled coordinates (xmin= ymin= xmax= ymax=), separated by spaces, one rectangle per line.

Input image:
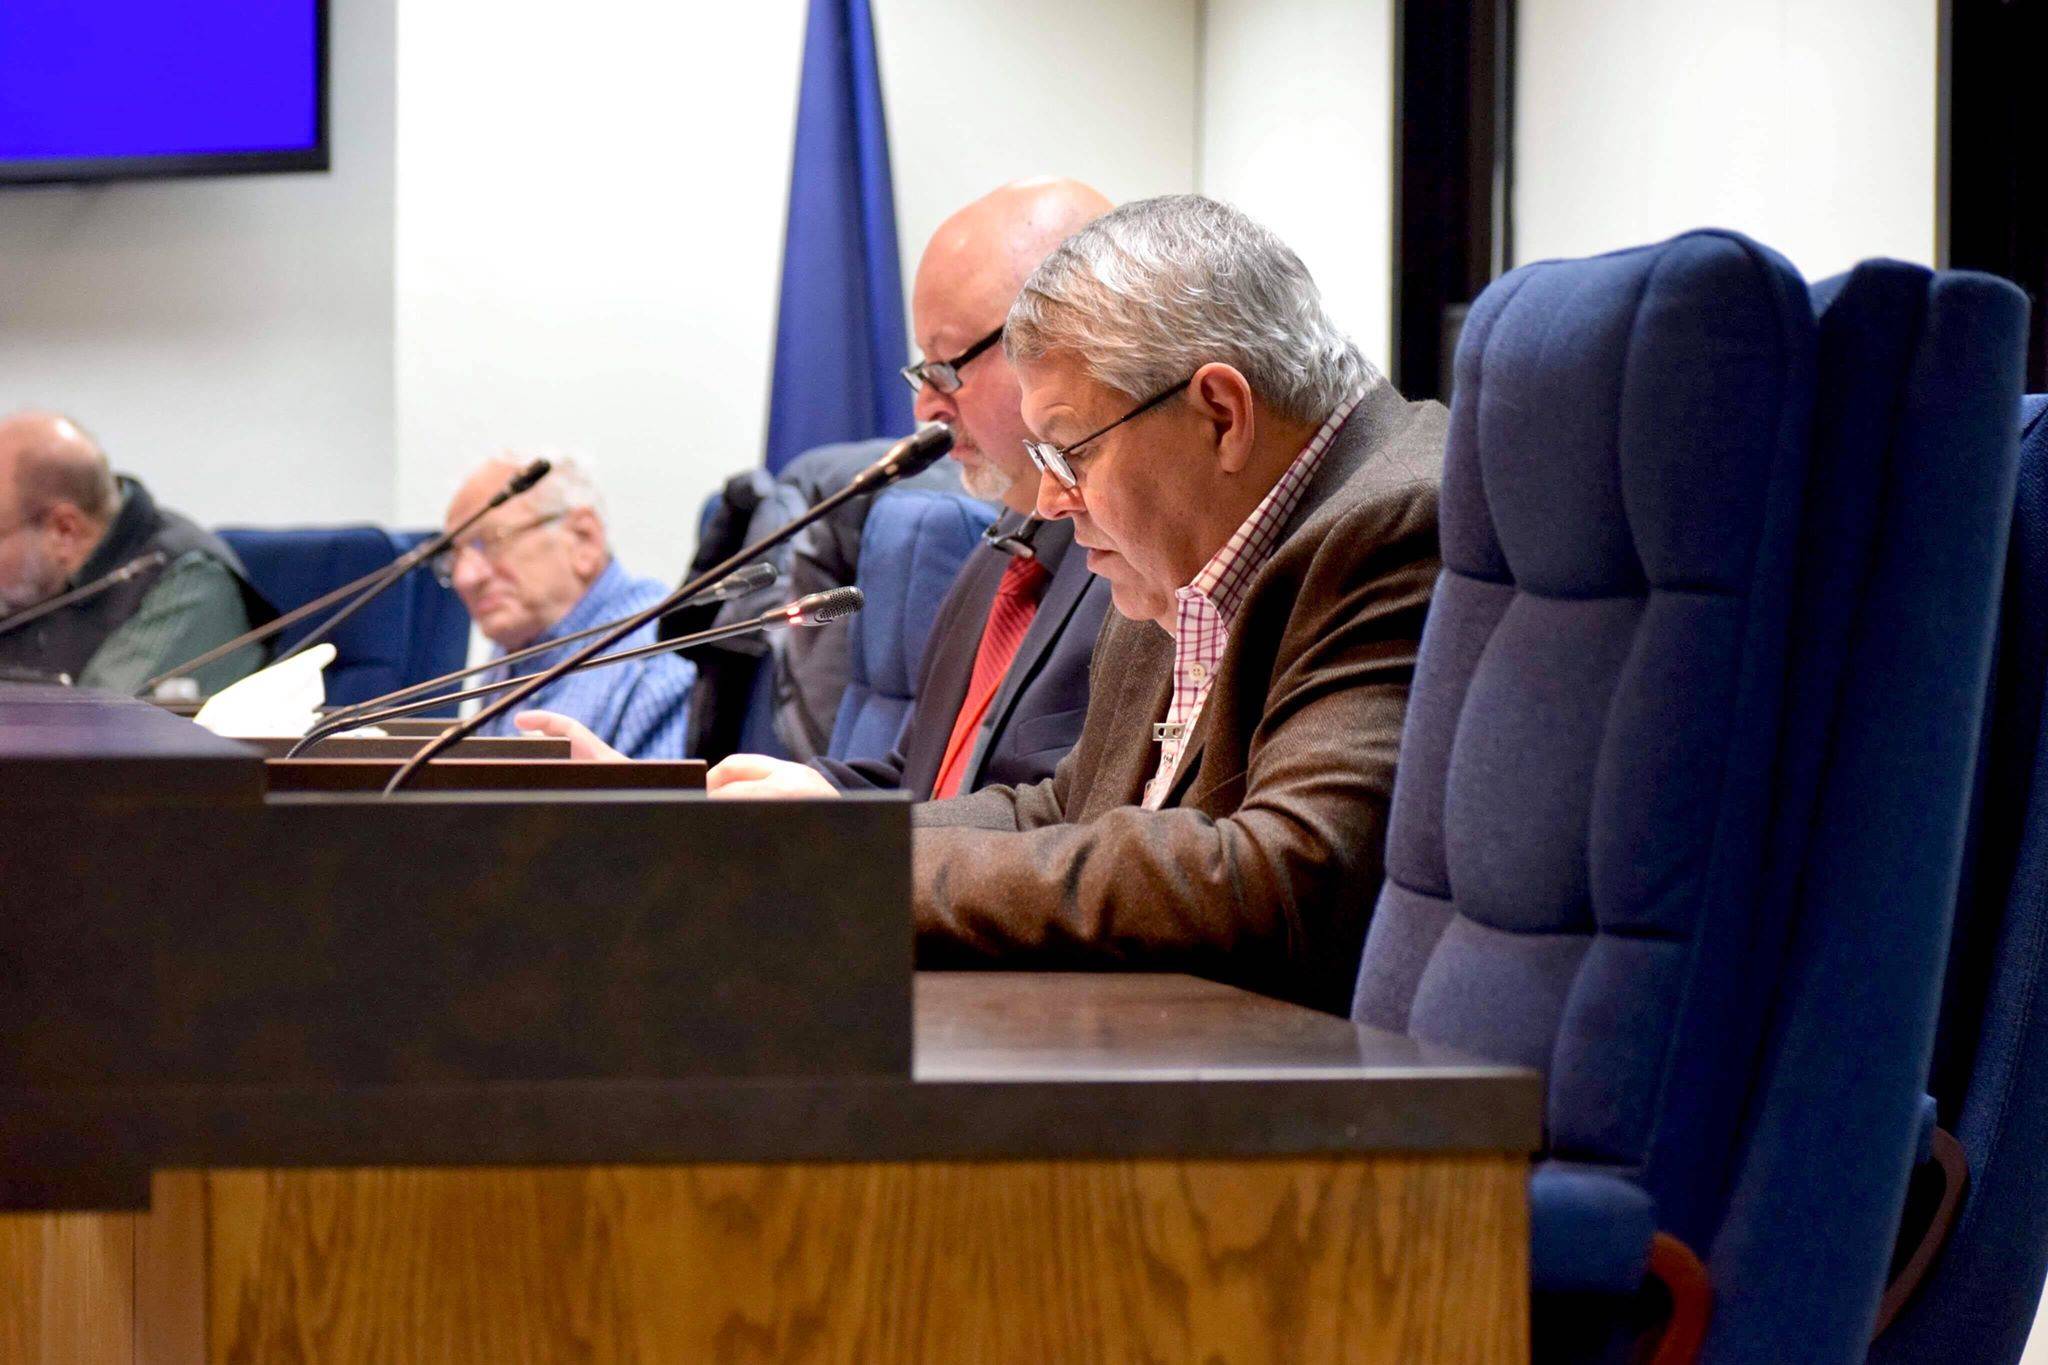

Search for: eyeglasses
xmin=900 ymin=325 xmax=1004 ymax=395
xmin=1022 ymin=377 xmax=1192 ymax=492
xmin=429 ymin=512 xmax=566 ymax=587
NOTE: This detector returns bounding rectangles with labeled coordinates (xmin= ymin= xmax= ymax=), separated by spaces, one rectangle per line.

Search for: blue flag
xmin=764 ymin=0 xmax=913 ymax=473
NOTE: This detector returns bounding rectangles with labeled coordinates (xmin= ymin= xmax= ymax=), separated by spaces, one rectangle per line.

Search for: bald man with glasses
xmin=535 ymin=179 xmax=1119 ymax=800
xmin=685 ymin=179 xmax=1115 ymax=798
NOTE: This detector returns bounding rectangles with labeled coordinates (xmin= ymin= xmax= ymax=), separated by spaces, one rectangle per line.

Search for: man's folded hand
xmin=707 ymin=753 xmax=840 ymax=799
xmin=514 ymin=710 xmax=627 ymax=762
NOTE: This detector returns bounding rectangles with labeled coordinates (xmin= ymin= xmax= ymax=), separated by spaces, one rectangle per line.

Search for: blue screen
xmin=0 ymin=0 xmax=319 ymax=166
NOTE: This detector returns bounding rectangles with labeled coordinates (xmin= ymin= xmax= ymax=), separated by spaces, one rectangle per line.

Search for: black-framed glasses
xmin=429 ymin=512 xmax=567 ymax=587
xmin=1022 ymin=376 xmax=1192 ymax=492
xmin=900 ymin=324 xmax=1004 ymax=395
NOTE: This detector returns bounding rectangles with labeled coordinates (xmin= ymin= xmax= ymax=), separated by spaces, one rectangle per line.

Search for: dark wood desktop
xmin=0 ymin=685 xmax=1540 ymax=1363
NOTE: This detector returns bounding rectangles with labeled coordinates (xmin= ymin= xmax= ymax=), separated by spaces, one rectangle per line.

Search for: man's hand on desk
xmin=514 ymin=711 xmax=628 ymax=762
xmin=706 ymin=754 xmax=841 ymax=799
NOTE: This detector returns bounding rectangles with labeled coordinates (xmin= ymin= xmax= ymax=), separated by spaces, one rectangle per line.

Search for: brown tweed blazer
xmin=912 ymin=377 xmax=1447 ymax=1013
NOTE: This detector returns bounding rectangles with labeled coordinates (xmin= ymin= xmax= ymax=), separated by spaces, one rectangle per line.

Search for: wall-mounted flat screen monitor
xmin=0 ymin=0 xmax=326 ymax=186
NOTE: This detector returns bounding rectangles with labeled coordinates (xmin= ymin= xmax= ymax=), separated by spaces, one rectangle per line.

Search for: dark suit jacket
xmin=817 ymin=512 xmax=1112 ymax=800
xmin=912 ymin=379 xmax=1447 ymax=1014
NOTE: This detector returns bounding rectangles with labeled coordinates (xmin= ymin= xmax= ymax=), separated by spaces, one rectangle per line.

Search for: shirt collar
xmin=1176 ymin=387 xmax=1366 ymax=628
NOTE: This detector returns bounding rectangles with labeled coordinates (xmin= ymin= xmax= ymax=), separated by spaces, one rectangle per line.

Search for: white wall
xmin=395 ymin=0 xmax=1201 ymax=585
xmin=0 ymin=0 xmax=1950 ymax=572
xmin=875 ymin=0 xmax=1201 ymax=308
xmin=2024 ymin=1283 xmax=2048 ymax=1365
xmin=0 ymin=0 xmax=397 ymax=528
xmin=390 ymin=1 xmax=809 ymax=588
xmin=1516 ymin=0 xmax=1939 ymax=280
xmin=0 ymin=0 xmax=1197 ymax=583
xmin=1198 ymin=0 xmax=1395 ymax=370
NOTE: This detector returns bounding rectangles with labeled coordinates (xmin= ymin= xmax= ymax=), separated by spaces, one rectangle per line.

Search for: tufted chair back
xmin=1351 ymin=231 xmax=1819 ymax=1273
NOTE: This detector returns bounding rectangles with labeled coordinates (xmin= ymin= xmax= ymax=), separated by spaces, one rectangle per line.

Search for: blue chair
xmin=217 ymin=526 xmax=470 ymax=708
xmin=828 ymin=488 xmax=995 ymax=764
xmin=676 ymin=442 xmax=963 ymax=762
xmin=1707 ymin=262 xmax=2026 ymax=1360
xmin=1351 ymin=230 xmax=1821 ymax=1359
xmin=1870 ymin=395 xmax=2048 ymax=1365
xmin=1350 ymin=232 xmax=2024 ymax=1361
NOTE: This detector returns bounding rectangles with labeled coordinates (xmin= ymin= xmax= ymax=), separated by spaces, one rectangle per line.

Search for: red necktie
xmin=930 ymin=555 xmax=1052 ymax=799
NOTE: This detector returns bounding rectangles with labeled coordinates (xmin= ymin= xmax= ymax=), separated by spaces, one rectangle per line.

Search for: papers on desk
xmin=194 ymin=643 xmax=337 ymax=738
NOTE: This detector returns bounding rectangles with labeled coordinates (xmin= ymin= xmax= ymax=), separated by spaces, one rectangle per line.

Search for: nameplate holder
xmin=1153 ymin=722 xmax=1187 ymax=745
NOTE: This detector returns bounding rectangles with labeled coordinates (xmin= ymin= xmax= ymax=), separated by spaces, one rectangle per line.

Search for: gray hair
xmin=499 ymin=451 xmax=606 ymax=526
xmin=1004 ymin=195 xmax=1377 ymax=425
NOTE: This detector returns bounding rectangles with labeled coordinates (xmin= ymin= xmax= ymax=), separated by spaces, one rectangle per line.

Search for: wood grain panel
xmin=0 ymin=1208 xmax=133 ymax=1364
xmin=133 ymin=1173 xmax=206 ymax=1365
xmin=208 ymin=1155 xmax=1528 ymax=1364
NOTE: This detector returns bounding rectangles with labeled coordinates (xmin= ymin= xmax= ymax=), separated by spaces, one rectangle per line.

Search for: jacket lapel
xmin=1075 ymin=616 xmax=1174 ymax=814
xmin=962 ymin=521 xmax=1092 ymax=788
xmin=1155 ymin=381 xmax=1407 ymax=809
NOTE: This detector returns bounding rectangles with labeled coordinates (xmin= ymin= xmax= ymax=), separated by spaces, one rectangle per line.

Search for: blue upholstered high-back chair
xmin=1350 ymin=233 xmax=2024 ymax=1361
xmin=1870 ymin=395 xmax=2048 ymax=1365
xmin=1351 ymin=231 xmax=1820 ymax=1360
xmin=1704 ymin=262 xmax=2026 ymax=1360
xmin=828 ymin=488 xmax=995 ymax=764
xmin=217 ymin=526 xmax=470 ymax=708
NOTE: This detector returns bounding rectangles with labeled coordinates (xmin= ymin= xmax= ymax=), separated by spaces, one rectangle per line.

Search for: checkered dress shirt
xmin=474 ymin=558 xmax=696 ymax=759
xmin=1142 ymin=389 xmax=1366 ymax=809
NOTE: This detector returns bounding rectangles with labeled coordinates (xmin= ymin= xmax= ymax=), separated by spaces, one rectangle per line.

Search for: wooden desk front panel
xmin=0 ymin=1156 xmax=1529 ymax=1364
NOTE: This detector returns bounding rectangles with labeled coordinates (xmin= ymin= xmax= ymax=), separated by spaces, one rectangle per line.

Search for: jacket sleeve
xmin=814 ymin=734 xmax=910 ymax=792
xmin=910 ymin=745 xmax=1077 ymax=832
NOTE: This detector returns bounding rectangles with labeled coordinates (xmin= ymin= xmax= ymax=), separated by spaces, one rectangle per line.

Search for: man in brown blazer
xmin=912 ymin=195 xmax=1447 ymax=1014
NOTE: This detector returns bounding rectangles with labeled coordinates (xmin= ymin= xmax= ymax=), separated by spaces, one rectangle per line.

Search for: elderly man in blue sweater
xmin=437 ymin=454 xmax=693 ymax=759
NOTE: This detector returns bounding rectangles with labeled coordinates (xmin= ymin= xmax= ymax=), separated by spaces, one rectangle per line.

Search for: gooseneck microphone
xmin=780 ymin=585 xmax=864 ymax=625
xmin=289 ymin=587 xmax=862 ymax=755
xmin=303 ymin=561 xmax=780 ymax=739
xmin=382 ymin=423 xmax=950 ymax=794
xmin=139 ymin=458 xmax=553 ymax=697
xmin=0 ymin=549 xmax=169 ymax=641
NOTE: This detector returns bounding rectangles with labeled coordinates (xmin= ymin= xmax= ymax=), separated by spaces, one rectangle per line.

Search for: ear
xmin=566 ymin=508 xmax=608 ymax=577
xmin=42 ymin=502 xmax=97 ymax=556
xmin=1186 ymin=363 xmax=1257 ymax=473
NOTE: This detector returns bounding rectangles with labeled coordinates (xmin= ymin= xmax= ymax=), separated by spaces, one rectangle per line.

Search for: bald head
xmin=0 ymin=410 xmax=121 ymax=607
xmin=441 ymin=452 xmax=611 ymax=649
xmin=909 ymin=179 xmax=1112 ymax=512
xmin=914 ymin=179 xmax=1115 ymax=331
xmin=0 ymin=411 xmax=118 ymax=526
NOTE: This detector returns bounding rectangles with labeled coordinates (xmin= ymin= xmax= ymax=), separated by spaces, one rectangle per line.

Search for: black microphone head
xmin=879 ymin=422 xmax=954 ymax=480
xmin=508 ymin=458 xmax=553 ymax=496
xmin=787 ymin=586 xmax=864 ymax=627
xmin=705 ymin=561 xmax=779 ymax=602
